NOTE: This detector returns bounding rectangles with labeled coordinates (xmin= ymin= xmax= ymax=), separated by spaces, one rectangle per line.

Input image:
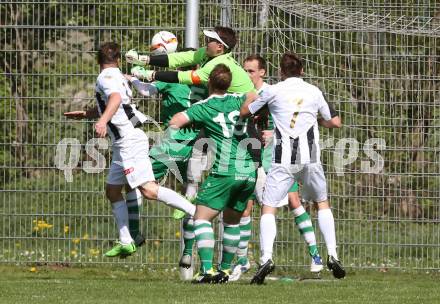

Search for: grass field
xmin=0 ymin=265 xmax=439 ymax=304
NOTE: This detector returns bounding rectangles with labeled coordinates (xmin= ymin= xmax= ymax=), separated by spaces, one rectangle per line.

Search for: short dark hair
xmin=214 ymin=26 xmax=237 ymax=51
xmin=280 ymin=52 xmax=303 ymax=77
xmin=209 ymin=64 xmax=232 ymax=91
xmin=244 ymin=54 xmax=267 ymax=71
xmin=97 ymin=42 xmax=120 ymax=65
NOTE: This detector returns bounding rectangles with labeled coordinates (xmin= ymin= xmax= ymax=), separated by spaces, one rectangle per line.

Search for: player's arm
xmin=317 ymin=92 xmax=342 ymax=128
xmin=169 ymin=112 xmax=191 ymax=129
xmin=125 ymin=48 xmax=204 ymax=69
xmin=125 ymin=75 xmax=159 ymax=97
xmin=95 ymin=93 xmax=121 ymax=138
xmin=318 ymin=116 xmax=341 ymax=128
xmin=240 ymin=91 xmax=269 ymax=118
xmin=64 ymin=106 xmax=100 ymax=120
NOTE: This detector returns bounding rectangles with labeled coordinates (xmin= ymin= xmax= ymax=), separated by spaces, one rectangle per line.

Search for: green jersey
xmin=153 ymin=81 xmax=208 ymax=140
xmin=184 ymin=93 xmax=256 ymax=176
xmin=168 ymin=47 xmax=255 ymax=94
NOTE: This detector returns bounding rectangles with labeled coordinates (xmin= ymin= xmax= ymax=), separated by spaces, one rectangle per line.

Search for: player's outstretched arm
xmin=239 ymin=91 xmax=258 ymax=118
xmin=64 ymin=107 xmax=99 ymax=120
xmin=125 ymin=75 xmax=159 ymax=97
xmin=318 ymin=116 xmax=342 ymax=128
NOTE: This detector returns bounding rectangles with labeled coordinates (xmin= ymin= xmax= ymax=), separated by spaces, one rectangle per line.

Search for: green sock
xmin=220 ymin=223 xmax=240 ymax=271
xmin=126 ymin=189 xmax=142 ymax=238
xmin=182 ymin=216 xmax=195 ymax=256
xmin=194 ymin=219 xmax=215 ymax=273
xmin=293 ymin=206 xmax=319 ymax=257
xmin=236 ymin=216 xmax=251 ymax=265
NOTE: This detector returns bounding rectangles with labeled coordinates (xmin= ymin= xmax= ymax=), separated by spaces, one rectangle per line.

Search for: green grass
xmin=0 ymin=265 xmax=439 ymax=304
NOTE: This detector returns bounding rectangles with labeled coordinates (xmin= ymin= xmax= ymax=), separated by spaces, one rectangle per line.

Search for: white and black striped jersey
xmin=248 ymin=77 xmax=337 ymax=165
xmin=95 ymin=67 xmax=147 ymax=144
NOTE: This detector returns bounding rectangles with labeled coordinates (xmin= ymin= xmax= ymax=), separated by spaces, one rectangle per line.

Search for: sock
xmin=220 ymin=223 xmax=240 ymax=271
xmin=157 ymin=186 xmax=196 ymax=216
xmin=259 ymin=213 xmax=276 ymax=264
xmin=194 ymin=219 xmax=215 ymax=273
xmin=236 ymin=216 xmax=251 ymax=265
xmin=318 ymin=208 xmax=338 ymax=259
xmin=182 ymin=216 xmax=195 ymax=256
xmin=293 ymin=206 xmax=318 ymax=257
xmin=126 ymin=189 xmax=142 ymax=238
xmin=111 ymin=200 xmax=133 ymax=245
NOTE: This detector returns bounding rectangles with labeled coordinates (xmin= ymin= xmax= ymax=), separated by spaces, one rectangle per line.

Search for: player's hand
xmin=125 ymin=49 xmax=150 ymax=66
xmin=124 ymin=74 xmax=133 ymax=82
xmin=131 ymin=66 xmax=155 ymax=82
xmin=64 ymin=111 xmax=86 ymax=120
xmin=94 ymin=120 xmax=107 ymax=138
xmin=261 ymin=130 xmax=273 ymax=147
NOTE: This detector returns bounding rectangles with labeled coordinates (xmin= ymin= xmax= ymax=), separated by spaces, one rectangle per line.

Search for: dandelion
xmin=29 ymin=267 xmax=37 ymax=273
xmin=64 ymin=226 xmax=69 ymax=233
xmin=82 ymin=233 xmax=89 ymax=240
xmin=89 ymin=248 xmax=100 ymax=256
xmin=72 ymin=238 xmax=80 ymax=244
xmin=71 ymin=250 xmax=78 ymax=257
xmin=175 ymin=231 xmax=181 ymax=238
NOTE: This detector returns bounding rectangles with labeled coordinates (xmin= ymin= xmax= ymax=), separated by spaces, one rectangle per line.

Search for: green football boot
xmin=104 ymin=241 xmax=136 ymax=258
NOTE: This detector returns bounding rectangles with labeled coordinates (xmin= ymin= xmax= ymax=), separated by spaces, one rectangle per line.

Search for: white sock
xmin=318 ymin=208 xmax=338 ymax=259
xmin=185 ymin=182 xmax=198 ymax=200
xmin=157 ymin=186 xmax=196 ymax=216
xmin=259 ymin=213 xmax=276 ymax=264
xmin=111 ymin=200 xmax=133 ymax=245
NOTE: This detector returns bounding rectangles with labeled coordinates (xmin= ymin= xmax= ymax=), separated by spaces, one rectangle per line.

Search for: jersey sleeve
xmin=152 ymin=81 xmax=169 ymax=93
xmin=99 ymin=74 xmax=123 ymax=97
xmin=184 ymin=102 xmax=209 ymax=124
xmin=248 ymin=87 xmax=275 ymax=115
xmin=168 ymin=48 xmax=206 ymax=69
xmin=318 ymin=92 xmax=338 ymax=120
xmin=177 ymin=53 xmax=224 ymax=86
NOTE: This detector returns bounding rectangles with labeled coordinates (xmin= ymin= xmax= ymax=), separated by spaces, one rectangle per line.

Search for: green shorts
xmin=149 ymin=140 xmax=193 ymax=182
xmin=196 ymin=173 xmax=257 ymax=213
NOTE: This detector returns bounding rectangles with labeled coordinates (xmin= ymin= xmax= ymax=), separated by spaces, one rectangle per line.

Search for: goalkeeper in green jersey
xmin=125 ymin=26 xmax=255 ymax=94
xmin=169 ymin=64 xmax=257 ymax=284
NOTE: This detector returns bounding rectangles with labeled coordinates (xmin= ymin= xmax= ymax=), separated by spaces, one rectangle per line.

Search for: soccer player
xmin=125 ymin=26 xmax=254 ymax=94
xmin=240 ymin=52 xmax=345 ymax=284
xmin=229 ymin=55 xmax=323 ymax=281
xmin=169 ymin=64 xmax=257 ymax=284
xmin=64 ymin=42 xmax=196 ymax=258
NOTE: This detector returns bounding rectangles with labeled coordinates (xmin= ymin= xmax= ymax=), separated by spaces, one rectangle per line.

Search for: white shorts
xmin=262 ymin=163 xmax=327 ymax=208
xmin=254 ymin=167 xmax=288 ymax=207
xmin=107 ymin=130 xmax=155 ymax=188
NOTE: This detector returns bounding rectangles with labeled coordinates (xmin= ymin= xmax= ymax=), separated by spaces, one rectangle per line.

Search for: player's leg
xmin=191 ymin=174 xmax=236 ymax=283
xmin=192 ymin=204 xmax=220 ymax=283
xmin=302 ymin=163 xmax=345 ymax=278
xmin=251 ymin=164 xmax=292 ymax=285
xmin=104 ymin=183 xmax=137 ymax=257
xmin=125 ymin=186 xmax=145 ymax=247
xmin=229 ymin=199 xmax=253 ymax=281
xmin=288 ymin=184 xmax=323 ymax=273
xmin=215 ymin=176 xmax=255 ymax=283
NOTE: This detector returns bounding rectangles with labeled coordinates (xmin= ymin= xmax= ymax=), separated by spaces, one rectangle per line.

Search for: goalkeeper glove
xmin=125 ymin=49 xmax=150 ymax=66
xmin=131 ymin=66 xmax=155 ymax=82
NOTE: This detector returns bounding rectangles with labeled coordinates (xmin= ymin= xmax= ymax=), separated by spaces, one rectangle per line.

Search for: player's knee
xmin=105 ymin=185 xmax=123 ymax=202
xmin=138 ymin=181 xmax=158 ymax=200
xmin=314 ymin=199 xmax=330 ymax=210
